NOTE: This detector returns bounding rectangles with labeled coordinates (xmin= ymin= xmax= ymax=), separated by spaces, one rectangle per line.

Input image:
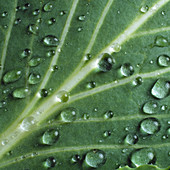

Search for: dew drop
xmin=157 ymin=55 xmax=170 ymax=67
xmin=48 ymin=18 xmax=56 ymax=25
xmin=28 ymin=57 xmax=42 ymax=67
xmin=20 ymin=116 xmax=36 ymax=131
xmin=151 ymin=79 xmax=169 ymax=99
xmin=21 ymin=48 xmax=31 ymax=58
xmin=87 ymin=81 xmax=96 ymax=89
xmin=28 ymin=73 xmax=41 ymax=85
xmin=133 ymin=77 xmax=143 ymax=86
xmin=14 ymin=18 xmax=21 ymax=25
xmin=51 ymin=65 xmax=58 ymax=72
xmin=161 ymin=11 xmax=166 ymax=16
xmin=43 ymin=35 xmax=59 ymax=47
xmin=43 ymin=2 xmax=53 ymax=12
xmin=0 ymin=100 xmax=6 ymax=109
xmin=3 ymin=70 xmax=22 ymax=84
xmin=59 ymin=11 xmax=66 ymax=16
xmin=60 ymin=108 xmax=76 ymax=122
xmin=143 ymin=101 xmax=158 ymax=114
xmin=22 ymin=3 xmax=30 ymax=11
xmin=140 ymin=5 xmax=149 ymax=13
xmin=120 ymin=63 xmax=134 ymax=77
xmin=104 ymin=110 xmax=114 ymax=119
xmin=46 ymin=50 xmax=55 ymax=57
xmin=78 ymin=15 xmax=85 ymax=21
xmin=13 ymin=87 xmax=29 ymax=99
xmin=167 ymin=128 xmax=170 ymax=135
xmin=56 ymin=90 xmax=70 ymax=103
xmin=110 ymin=43 xmax=121 ymax=53
xmin=40 ymin=89 xmax=48 ymax=97
xmin=77 ymin=27 xmax=83 ymax=32
xmin=140 ymin=118 xmax=160 ymax=135
xmin=124 ymin=134 xmax=138 ymax=145
xmin=37 ymin=18 xmax=42 ymax=23
xmin=161 ymin=105 xmax=167 ymax=111
xmin=84 ymin=53 xmax=92 ymax=61
xmin=103 ymin=131 xmax=111 ymax=138
xmin=131 ymin=148 xmax=155 ymax=167
xmin=1 ymin=11 xmax=8 ymax=17
xmin=83 ymin=113 xmax=90 ymax=120
xmin=16 ymin=6 xmax=21 ymax=12
xmin=32 ymin=9 xmax=40 ymax=16
xmin=41 ymin=129 xmax=59 ymax=145
xmin=43 ymin=157 xmax=56 ymax=168
xmin=84 ymin=149 xmax=106 ymax=168
xmin=98 ymin=53 xmax=115 ymax=72
xmin=28 ymin=24 xmax=39 ymax=34
xmin=71 ymin=155 xmax=81 ymax=163
xmin=155 ymin=35 xmax=169 ymax=47
xmin=1 ymin=139 xmax=8 ymax=146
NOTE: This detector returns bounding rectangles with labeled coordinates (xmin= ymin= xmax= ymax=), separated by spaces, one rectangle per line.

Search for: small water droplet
xmin=104 ymin=110 xmax=114 ymax=119
xmin=71 ymin=155 xmax=81 ymax=163
xmin=0 ymin=100 xmax=6 ymax=109
xmin=13 ymin=87 xmax=29 ymax=99
xmin=77 ymin=27 xmax=83 ymax=32
xmin=20 ymin=116 xmax=36 ymax=131
xmin=110 ymin=43 xmax=121 ymax=53
xmin=161 ymin=11 xmax=166 ymax=16
xmin=60 ymin=108 xmax=76 ymax=122
xmin=131 ymin=148 xmax=155 ymax=167
xmin=98 ymin=53 xmax=115 ymax=72
xmin=14 ymin=18 xmax=21 ymax=25
xmin=87 ymin=81 xmax=96 ymax=89
xmin=28 ymin=57 xmax=42 ymax=67
xmin=55 ymin=90 xmax=70 ymax=103
xmin=51 ymin=65 xmax=58 ymax=72
xmin=40 ymin=89 xmax=48 ymax=97
xmin=46 ymin=50 xmax=55 ymax=57
xmin=43 ymin=157 xmax=56 ymax=168
xmin=22 ymin=3 xmax=30 ymax=11
xmin=78 ymin=15 xmax=85 ymax=21
xmin=143 ymin=101 xmax=158 ymax=114
xmin=59 ymin=11 xmax=66 ymax=16
xmin=1 ymin=139 xmax=8 ymax=146
xmin=120 ymin=63 xmax=134 ymax=77
xmin=28 ymin=24 xmax=39 ymax=34
xmin=43 ymin=35 xmax=59 ymax=47
xmin=1 ymin=11 xmax=8 ymax=17
xmin=84 ymin=149 xmax=106 ymax=168
xmin=151 ymin=79 xmax=169 ymax=99
xmin=16 ymin=6 xmax=21 ymax=12
xmin=167 ymin=128 xmax=170 ymax=135
xmin=28 ymin=73 xmax=41 ymax=84
xmin=48 ymin=18 xmax=56 ymax=25
xmin=140 ymin=118 xmax=160 ymax=135
xmin=37 ymin=18 xmax=42 ymax=23
xmin=103 ymin=131 xmax=111 ymax=137
xmin=3 ymin=70 xmax=22 ymax=84
xmin=157 ymin=55 xmax=170 ymax=67
xmin=21 ymin=48 xmax=31 ymax=58
xmin=32 ymin=9 xmax=40 ymax=16
xmin=133 ymin=77 xmax=143 ymax=86
xmin=41 ymin=129 xmax=59 ymax=145
xmin=140 ymin=5 xmax=149 ymax=13
xmin=161 ymin=105 xmax=167 ymax=111
xmin=43 ymin=2 xmax=53 ymax=12
xmin=83 ymin=113 xmax=90 ymax=120
xmin=84 ymin=53 xmax=92 ymax=61
xmin=124 ymin=134 xmax=138 ymax=145
xmin=155 ymin=35 xmax=169 ymax=47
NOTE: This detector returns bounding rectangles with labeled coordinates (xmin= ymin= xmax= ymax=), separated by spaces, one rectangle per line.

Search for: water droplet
xmin=131 ymin=148 xmax=155 ymax=167
xmin=124 ymin=134 xmax=138 ymax=145
xmin=84 ymin=53 xmax=92 ymax=61
xmin=77 ymin=27 xmax=83 ymax=32
xmin=14 ymin=18 xmax=21 ymax=25
xmin=110 ymin=43 xmax=121 ymax=53
xmin=103 ymin=131 xmax=111 ymax=137
xmin=84 ymin=149 xmax=106 ymax=168
xmin=167 ymin=128 xmax=170 ymax=135
xmin=51 ymin=65 xmax=58 ymax=72
xmin=78 ymin=15 xmax=85 ymax=21
xmin=59 ymin=11 xmax=66 ymax=16
xmin=3 ymin=70 xmax=22 ymax=84
xmin=43 ymin=157 xmax=56 ymax=168
xmin=28 ymin=57 xmax=42 ymax=67
xmin=151 ymin=79 xmax=169 ymax=99
xmin=120 ymin=63 xmax=134 ymax=77
xmin=28 ymin=24 xmax=39 ymax=34
xmin=83 ymin=113 xmax=90 ymax=120
xmin=56 ymin=90 xmax=70 ymax=103
xmin=0 ymin=101 xmax=6 ymax=109
xmin=32 ymin=9 xmax=40 ymax=16
xmin=140 ymin=5 xmax=149 ymax=13
xmin=161 ymin=11 xmax=166 ymax=16
xmin=161 ymin=105 xmax=167 ymax=111
xmin=1 ymin=11 xmax=8 ymax=17
xmin=28 ymin=73 xmax=41 ymax=84
xmin=71 ymin=155 xmax=81 ymax=163
xmin=22 ymin=3 xmax=30 ymax=11
xmin=13 ymin=87 xmax=29 ymax=99
xmin=60 ymin=108 xmax=76 ymax=122
xmin=41 ymin=129 xmax=59 ymax=145
xmin=43 ymin=35 xmax=59 ymax=47
xmin=48 ymin=18 xmax=56 ymax=25
xmin=140 ymin=118 xmax=160 ymax=135
xmin=143 ymin=101 xmax=158 ymax=114
xmin=1 ymin=139 xmax=8 ymax=146
xmin=98 ymin=53 xmax=115 ymax=72
xmin=16 ymin=6 xmax=21 ymax=12
xmin=43 ymin=2 xmax=53 ymax=12
xmin=155 ymin=35 xmax=169 ymax=47
xmin=21 ymin=49 xmax=31 ymax=58
xmin=46 ymin=50 xmax=55 ymax=57
xmin=87 ymin=81 xmax=96 ymax=89
xmin=20 ymin=117 xmax=36 ymax=131
xmin=133 ymin=77 xmax=143 ymax=86
xmin=40 ymin=89 xmax=48 ymax=97
xmin=37 ymin=18 xmax=42 ymax=23
xmin=104 ymin=110 xmax=114 ymax=119
xmin=157 ymin=55 xmax=170 ymax=67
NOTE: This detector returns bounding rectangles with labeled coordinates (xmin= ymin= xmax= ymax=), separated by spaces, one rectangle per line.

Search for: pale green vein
xmin=0 ymin=0 xmax=18 ymax=81
xmin=0 ymin=142 xmax=169 ymax=168
xmin=132 ymin=26 xmax=170 ymax=38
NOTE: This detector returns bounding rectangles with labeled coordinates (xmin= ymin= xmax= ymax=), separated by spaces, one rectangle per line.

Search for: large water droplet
xmin=140 ymin=118 xmax=160 ymax=135
xmin=155 ymin=35 xmax=169 ymax=47
xmin=124 ymin=134 xmax=138 ymax=145
xmin=84 ymin=149 xmax=106 ymax=168
xmin=28 ymin=57 xmax=42 ymax=67
xmin=28 ymin=73 xmax=41 ymax=84
xmin=157 ymin=55 xmax=170 ymax=67
xmin=140 ymin=5 xmax=149 ymax=13
xmin=13 ymin=87 xmax=29 ymax=99
xmin=151 ymin=79 xmax=169 ymax=99
xmin=120 ymin=63 xmax=134 ymax=77
xmin=43 ymin=35 xmax=59 ymax=47
xmin=98 ymin=53 xmax=115 ymax=72
xmin=131 ymin=148 xmax=155 ymax=167
xmin=3 ymin=70 xmax=22 ymax=84
xmin=41 ymin=129 xmax=59 ymax=145
xmin=43 ymin=2 xmax=53 ymax=12
xmin=28 ymin=24 xmax=39 ymax=34
xmin=142 ymin=101 xmax=158 ymax=114
xmin=20 ymin=117 xmax=36 ymax=131
xmin=60 ymin=108 xmax=76 ymax=122
xmin=56 ymin=90 xmax=70 ymax=103
xmin=43 ymin=157 xmax=56 ymax=168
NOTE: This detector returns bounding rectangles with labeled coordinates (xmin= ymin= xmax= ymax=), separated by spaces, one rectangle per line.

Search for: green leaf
xmin=0 ymin=0 xmax=170 ymax=169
